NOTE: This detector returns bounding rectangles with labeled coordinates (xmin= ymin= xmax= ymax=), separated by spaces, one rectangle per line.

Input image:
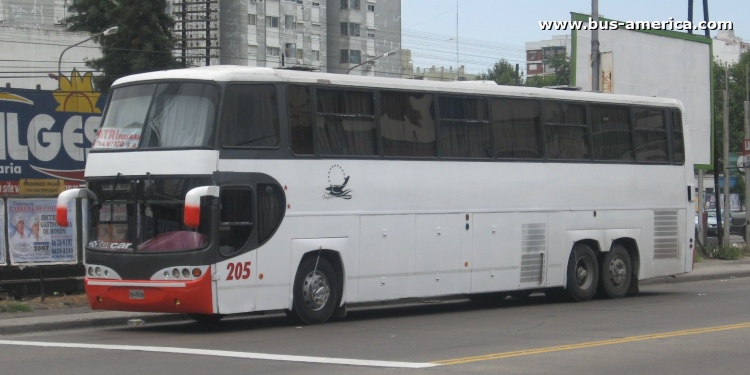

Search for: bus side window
xmin=590 ymin=104 xmax=633 ymax=162
xmin=219 ymin=188 xmax=254 ymax=256
xmin=542 ymin=101 xmax=589 ymax=160
xmin=288 ymin=85 xmax=314 ymax=155
xmin=316 ymin=89 xmax=377 ymax=156
xmin=439 ymin=96 xmax=491 ymax=159
xmin=380 ymin=91 xmax=437 ymax=158
xmin=492 ymin=98 xmax=543 ymax=159
xmin=258 ymin=184 xmax=285 ymax=244
xmin=220 ymin=85 xmax=280 ymax=148
xmin=633 ymin=107 xmax=669 ymax=163
xmin=671 ymin=110 xmax=685 ymax=165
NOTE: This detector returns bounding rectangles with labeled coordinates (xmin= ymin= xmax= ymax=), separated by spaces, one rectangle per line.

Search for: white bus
xmin=57 ymin=66 xmax=695 ymax=324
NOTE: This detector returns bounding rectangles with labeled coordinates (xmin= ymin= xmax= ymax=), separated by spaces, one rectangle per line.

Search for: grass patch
xmin=709 ymin=245 xmax=746 ymax=260
xmin=0 ymin=301 xmax=34 ymax=313
xmin=694 ymin=248 xmax=704 ymax=263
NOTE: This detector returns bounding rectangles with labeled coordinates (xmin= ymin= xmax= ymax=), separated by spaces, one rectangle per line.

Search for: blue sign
xmin=0 ymin=70 xmax=107 ymax=193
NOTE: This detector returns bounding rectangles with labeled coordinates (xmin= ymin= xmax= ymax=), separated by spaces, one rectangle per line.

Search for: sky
xmin=400 ymin=0 xmax=749 ymax=75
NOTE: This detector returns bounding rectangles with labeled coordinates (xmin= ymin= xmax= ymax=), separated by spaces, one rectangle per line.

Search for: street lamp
xmin=346 ymin=49 xmax=399 ymax=75
xmin=57 ymin=26 xmax=119 ymax=89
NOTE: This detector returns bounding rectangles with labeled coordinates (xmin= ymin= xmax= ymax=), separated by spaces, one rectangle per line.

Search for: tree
xmin=477 ymin=59 xmax=523 ymax=86
xmin=711 ymin=53 xmax=750 ymax=206
xmin=65 ymin=0 xmax=182 ymax=91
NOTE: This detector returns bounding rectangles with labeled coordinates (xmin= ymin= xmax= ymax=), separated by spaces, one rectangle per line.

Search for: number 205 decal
xmin=226 ymin=262 xmax=252 ymax=280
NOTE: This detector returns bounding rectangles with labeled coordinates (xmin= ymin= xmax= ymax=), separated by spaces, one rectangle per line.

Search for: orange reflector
xmin=464 ymin=262 xmax=469 ymax=267
xmin=259 ymin=273 xmax=264 ymax=280
xmin=192 ymin=268 xmax=202 ymax=277
xmin=175 ymin=299 xmax=181 ymax=306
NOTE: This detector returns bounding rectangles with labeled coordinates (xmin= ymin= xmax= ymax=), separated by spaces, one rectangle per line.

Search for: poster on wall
xmin=7 ymin=198 xmax=76 ymax=265
xmin=0 ymin=199 xmax=5 ymax=265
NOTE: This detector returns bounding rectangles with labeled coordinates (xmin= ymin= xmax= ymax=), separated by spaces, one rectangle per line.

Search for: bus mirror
xmin=56 ymin=189 xmax=97 ymax=227
xmin=184 ymin=186 xmax=220 ymax=228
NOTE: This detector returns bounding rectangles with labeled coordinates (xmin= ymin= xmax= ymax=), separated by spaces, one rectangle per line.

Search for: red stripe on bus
xmin=85 ymin=268 xmax=214 ymax=314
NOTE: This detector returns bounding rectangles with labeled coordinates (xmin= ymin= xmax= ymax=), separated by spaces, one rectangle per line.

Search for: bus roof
xmin=113 ymin=66 xmax=683 ymax=109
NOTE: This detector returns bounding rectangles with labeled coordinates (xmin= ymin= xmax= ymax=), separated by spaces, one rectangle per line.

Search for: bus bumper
xmin=85 ymin=270 xmax=214 ymax=314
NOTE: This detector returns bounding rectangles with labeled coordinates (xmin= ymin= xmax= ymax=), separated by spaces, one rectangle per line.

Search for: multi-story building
xmin=713 ymin=30 xmax=748 ymax=64
xmin=525 ymin=35 xmax=571 ymax=77
xmin=327 ymin=0 xmax=402 ymax=77
xmin=399 ymin=49 xmax=475 ymax=81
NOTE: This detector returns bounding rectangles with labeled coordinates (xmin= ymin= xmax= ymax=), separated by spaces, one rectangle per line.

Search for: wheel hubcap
xmin=302 ymin=270 xmax=330 ymax=311
xmin=608 ymin=257 xmax=627 ymax=287
xmin=576 ymin=257 xmax=592 ymax=289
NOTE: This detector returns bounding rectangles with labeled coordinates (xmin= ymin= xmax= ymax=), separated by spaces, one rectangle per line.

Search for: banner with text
xmin=0 ymin=200 xmax=5 ymax=265
xmin=7 ymin=198 xmax=76 ymax=265
xmin=0 ymin=72 xmax=106 ymax=195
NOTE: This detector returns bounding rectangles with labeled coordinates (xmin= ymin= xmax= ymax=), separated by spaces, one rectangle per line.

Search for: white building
xmin=327 ymin=0 xmax=402 ymax=77
xmin=0 ymin=0 xmax=101 ymax=89
xmin=525 ymin=35 xmax=571 ymax=77
xmin=712 ymin=30 xmax=748 ymax=64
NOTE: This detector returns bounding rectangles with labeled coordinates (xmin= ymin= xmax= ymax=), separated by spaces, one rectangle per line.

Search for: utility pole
xmin=723 ymin=63 xmax=731 ymax=242
xmin=591 ymin=0 xmax=600 ymax=92
xmin=687 ymin=0 xmax=694 ymax=35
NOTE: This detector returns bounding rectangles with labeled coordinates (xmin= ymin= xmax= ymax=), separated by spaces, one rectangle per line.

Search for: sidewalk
xmin=3 ymin=258 xmax=750 ymax=336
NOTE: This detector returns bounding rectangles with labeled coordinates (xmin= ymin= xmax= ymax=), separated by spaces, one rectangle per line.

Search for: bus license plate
xmin=129 ymin=290 xmax=145 ymax=300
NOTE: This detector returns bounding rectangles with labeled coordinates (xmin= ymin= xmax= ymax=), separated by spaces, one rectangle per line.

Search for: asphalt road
xmin=2 ymin=278 xmax=750 ymax=375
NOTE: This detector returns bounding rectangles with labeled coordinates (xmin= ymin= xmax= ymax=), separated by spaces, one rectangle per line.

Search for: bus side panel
xmin=413 ymin=214 xmax=463 ymax=297
xmin=215 ymin=251 xmax=257 ymax=314
xmin=470 ymin=213 xmax=523 ymax=293
xmin=358 ymin=215 xmax=415 ymax=302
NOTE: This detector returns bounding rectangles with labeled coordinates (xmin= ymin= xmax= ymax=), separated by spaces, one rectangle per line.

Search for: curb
xmin=640 ymin=270 xmax=750 ymax=286
xmin=0 ymin=313 xmax=188 ymax=336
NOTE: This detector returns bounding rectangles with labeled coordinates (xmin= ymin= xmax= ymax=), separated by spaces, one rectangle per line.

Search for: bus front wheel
xmin=290 ymin=256 xmax=339 ymax=325
xmin=566 ymin=243 xmax=599 ymax=302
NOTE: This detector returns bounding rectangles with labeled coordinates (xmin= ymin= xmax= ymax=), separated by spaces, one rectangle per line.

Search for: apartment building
xmin=327 ymin=0 xmax=402 ymax=77
xmin=525 ymin=35 xmax=571 ymax=77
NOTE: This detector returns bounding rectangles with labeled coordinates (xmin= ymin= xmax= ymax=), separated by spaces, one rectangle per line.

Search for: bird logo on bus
xmin=325 ymin=165 xmax=352 ymax=200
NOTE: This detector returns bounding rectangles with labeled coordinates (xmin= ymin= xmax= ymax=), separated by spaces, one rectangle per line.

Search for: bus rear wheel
xmin=290 ymin=256 xmax=339 ymax=325
xmin=599 ymin=245 xmax=632 ymax=299
xmin=566 ymin=243 xmax=599 ymax=302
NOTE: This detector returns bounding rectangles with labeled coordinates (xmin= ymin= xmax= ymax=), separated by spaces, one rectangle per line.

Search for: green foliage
xmin=712 ymin=53 xmax=750 ymax=204
xmin=477 ymin=55 xmax=571 ymax=89
xmin=477 ymin=59 xmax=524 ymax=86
xmin=0 ymin=301 xmax=34 ymax=313
xmin=694 ymin=247 xmax=704 ymax=263
xmin=708 ymin=244 xmax=745 ymax=260
xmin=65 ymin=0 xmax=182 ymax=91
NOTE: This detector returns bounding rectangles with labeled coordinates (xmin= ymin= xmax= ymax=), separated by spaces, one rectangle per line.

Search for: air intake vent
xmin=654 ymin=210 xmax=679 ymax=259
xmin=520 ymin=223 xmax=546 ymax=284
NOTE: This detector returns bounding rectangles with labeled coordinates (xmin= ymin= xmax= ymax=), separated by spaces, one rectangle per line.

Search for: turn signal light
xmin=192 ymin=268 xmax=202 ymax=277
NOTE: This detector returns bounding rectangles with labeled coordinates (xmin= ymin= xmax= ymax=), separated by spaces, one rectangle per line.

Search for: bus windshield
xmin=87 ymin=177 xmax=213 ymax=252
xmin=93 ymin=82 xmax=219 ymax=150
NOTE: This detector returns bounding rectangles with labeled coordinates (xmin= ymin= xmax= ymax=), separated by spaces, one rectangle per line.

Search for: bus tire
xmin=188 ymin=314 xmax=224 ymax=324
xmin=566 ymin=243 xmax=599 ymax=302
xmin=291 ymin=256 xmax=339 ymax=325
xmin=599 ymin=245 xmax=632 ymax=299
